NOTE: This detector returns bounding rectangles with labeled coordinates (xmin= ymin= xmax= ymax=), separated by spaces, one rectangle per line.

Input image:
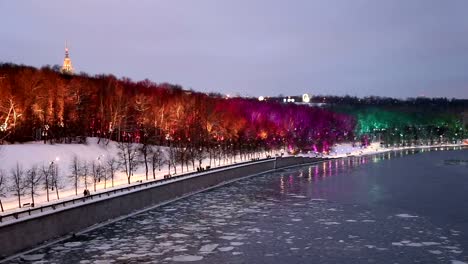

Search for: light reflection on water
xmin=10 ymin=146 xmax=468 ymax=264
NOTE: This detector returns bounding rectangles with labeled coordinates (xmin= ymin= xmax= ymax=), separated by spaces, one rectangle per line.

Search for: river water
xmin=11 ymin=147 xmax=468 ymax=264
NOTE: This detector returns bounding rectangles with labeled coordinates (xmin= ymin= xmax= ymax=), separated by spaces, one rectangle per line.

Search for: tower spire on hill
xmin=61 ymin=41 xmax=74 ymax=74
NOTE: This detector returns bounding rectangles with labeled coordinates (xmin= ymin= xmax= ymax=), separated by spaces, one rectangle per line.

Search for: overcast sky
xmin=1 ymin=0 xmax=468 ymax=98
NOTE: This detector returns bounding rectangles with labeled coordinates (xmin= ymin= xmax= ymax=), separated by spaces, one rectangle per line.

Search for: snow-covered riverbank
xmin=0 ymin=139 xmax=465 ymax=215
xmin=0 ymin=138 xmax=274 ymax=214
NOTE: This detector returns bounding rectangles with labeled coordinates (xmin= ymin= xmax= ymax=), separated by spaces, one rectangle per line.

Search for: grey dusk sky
xmin=1 ymin=0 xmax=468 ymax=99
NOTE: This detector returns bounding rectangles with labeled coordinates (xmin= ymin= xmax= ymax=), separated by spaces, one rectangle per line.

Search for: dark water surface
xmin=11 ymin=148 xmax=468 ymax=264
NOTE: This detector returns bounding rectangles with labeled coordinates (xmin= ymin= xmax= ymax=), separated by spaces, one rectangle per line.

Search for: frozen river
xmin=10 ymin=147 xmax=468 ymax=263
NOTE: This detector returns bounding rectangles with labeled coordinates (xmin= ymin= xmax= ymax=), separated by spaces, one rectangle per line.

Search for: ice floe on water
xmin=422 ymin=242 xmax=441 ymax=246
xmin=219 ymin=235 xmax=238 ymax=240
xmin=64 ymin=242 xmax=83 ymax=247
xmin=12 ymin=169 xmax=468 ymax=263
xmin=136 ymin=219 xmax=153 ymax=225
xmin=395 ymin=213 xmax=419 ymax=218
xmin=171 ymin=233 xmax=189 ymax=238
xmin=322 ymin=221 xmax=340 ymax=225
xmin=199 ymin=244 xmax=218 ymax=253
xmin=218 ymin=246 xmax=234 ymax=252
xmin=172 ymin=255 xmax=204 ymax=262
xmin=20 ymin=254 xmax=45 ymax=261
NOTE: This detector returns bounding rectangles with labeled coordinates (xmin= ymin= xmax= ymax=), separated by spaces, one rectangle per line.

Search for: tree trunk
xmin=46 ymin=179 xmax=50 ymax=202
xmin=0 ymin=199 xmax=3 ymax=212
xmin=181 ymin=156 xmax=184 ymax=173
xmin=145 ymin=154 xmax=149 ymax=180
xmin=31 ymin=185 xmax=35 ymax=205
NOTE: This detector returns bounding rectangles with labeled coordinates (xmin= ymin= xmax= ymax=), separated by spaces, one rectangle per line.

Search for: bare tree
xmin=91 ymin=161 xmax=103 ymax=192
xmin=79 ymin=161 xmax=90 ymax=191
xmin=194 ymin=147 xmax=206 ymax=170
xmin=69 ymin=156 xmax=80 ymax=195
xmin=50 ymin=162 xmax=60 ymax=199
xmin=97 ymin=159 xmax=108 ymax=189
xmin=10 ymin=163 xmax=26 ymax=208
xmin=150 ymin=147 xmax=163 ymax=179
xmin=0 ymin=170 xmax=7 ymax=212
xmin=118 ymin=141 xmax=139 ymax=184
xmin=25 ymin=165 xmax=42 ymax=206
xmin=139 ymin=143 xmax=150 ymax=180
xmin=167 ymin=143 xmax=178 ymax=175
xmin=106 ymin=157 xmax=119 ymax=188
xmin=40 ymin=164 xmax=52 ymax=202
xmin=0 ymin=96 xmax=22 ymax=142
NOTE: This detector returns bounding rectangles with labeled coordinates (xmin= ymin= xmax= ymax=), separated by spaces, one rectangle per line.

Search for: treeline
xmin=330 ymin=104 xmax=466 ymax=146
xmin=316 ymin=95 xmax=467 ymax=111
xmin=0 ymin=63 xmax=355 ymax=153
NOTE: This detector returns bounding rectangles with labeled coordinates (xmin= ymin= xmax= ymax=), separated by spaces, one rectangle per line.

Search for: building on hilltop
xmin=61 ymin=42 xmax=74 ymax=74
xmin=258 ymin=93 xmax=327 ymax=107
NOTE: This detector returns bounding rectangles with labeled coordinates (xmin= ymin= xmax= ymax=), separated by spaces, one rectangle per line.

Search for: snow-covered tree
xmin=25 ymin=165 xmax=42 ymax=206
xmin=9 ymin=163 xmax=26 ymax=208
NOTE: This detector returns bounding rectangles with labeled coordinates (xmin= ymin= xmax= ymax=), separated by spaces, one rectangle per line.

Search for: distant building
xmin=61 ymin=43 xmax=74 ymax=74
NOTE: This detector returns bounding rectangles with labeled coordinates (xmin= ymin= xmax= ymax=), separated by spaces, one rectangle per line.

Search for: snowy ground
xmin=0 ymin=138 xmax=274 ymax=214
